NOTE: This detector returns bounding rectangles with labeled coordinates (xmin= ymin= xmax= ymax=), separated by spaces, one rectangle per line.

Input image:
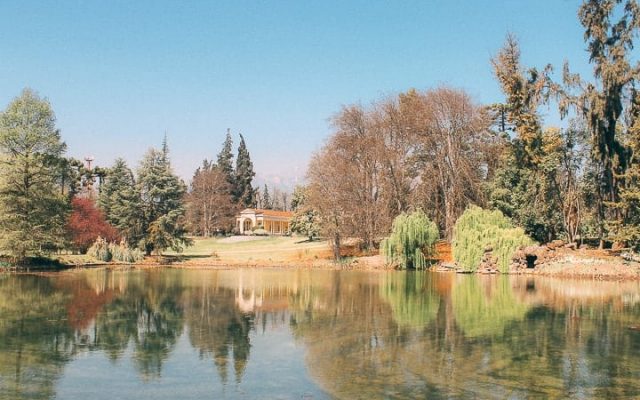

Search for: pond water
xmin=1 ymin=268 xmax=639 ymax=399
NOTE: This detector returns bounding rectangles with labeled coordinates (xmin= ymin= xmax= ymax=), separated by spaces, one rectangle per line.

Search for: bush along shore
xmin=417 ymin=207 xmax=638 ymax=280
xmin=443 ymin=240 xmax=640 ymax=280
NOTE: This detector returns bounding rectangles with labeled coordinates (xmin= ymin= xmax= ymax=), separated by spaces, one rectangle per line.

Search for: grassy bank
xmin=170 ymin=236 xmax=331 ymax=265
xmin=4 ymin=236 xmax=638 ymax=279
xmin=166 ymin=236 xmax=385 ymax=269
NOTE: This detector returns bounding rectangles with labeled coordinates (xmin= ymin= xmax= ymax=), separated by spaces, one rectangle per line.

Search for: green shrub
xmin=381 ymin=210 xmax=439 ymax=269
xmin=452 ymin=206 xmax=534 ymax=273
xmin=109 ymin=242 xmax=144 ymax=263
xmin=88 ymin=238 xmax=144 ymax=263
xmin=87 ymin=237 xmax=112 ymax=262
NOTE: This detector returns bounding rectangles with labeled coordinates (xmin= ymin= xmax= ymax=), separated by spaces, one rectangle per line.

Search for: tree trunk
xmin=333 ymin=232 xmax=341 ymax=260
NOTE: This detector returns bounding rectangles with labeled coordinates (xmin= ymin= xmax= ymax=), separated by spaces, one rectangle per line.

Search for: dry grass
xmin=169 ymin=235 xmax=334 ymax=267
xmin=165 ymin=236 xmax=391 ymax=269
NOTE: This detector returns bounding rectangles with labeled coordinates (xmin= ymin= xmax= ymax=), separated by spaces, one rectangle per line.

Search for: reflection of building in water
xmin=235 ymin=271 xmax=292 ymax=313
xmin=235 ymin=208 xmax=293 ymax=235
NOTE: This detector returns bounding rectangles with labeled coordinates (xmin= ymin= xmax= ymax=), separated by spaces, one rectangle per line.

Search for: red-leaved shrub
xmin=66 ymin=197 xmax=119 ymax=253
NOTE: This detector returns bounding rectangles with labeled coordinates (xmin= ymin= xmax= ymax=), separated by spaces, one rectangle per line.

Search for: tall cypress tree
xmin=234 ymin=134 xmax=256 ymax=207
xmin=217 ymin=129 xmax=235 ymax=188
xmin=261 ymin=184 xmax=272 ymax=209
xmin=0 ymin=89 xmax=68 ymax=261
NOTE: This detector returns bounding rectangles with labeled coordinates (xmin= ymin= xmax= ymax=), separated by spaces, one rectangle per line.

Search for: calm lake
xmin=1 ymin=268 xmax=639 ymax=399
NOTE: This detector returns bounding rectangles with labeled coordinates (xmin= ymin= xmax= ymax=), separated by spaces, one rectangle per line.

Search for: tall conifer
xmin=261 ymin=184 xmax=272 ymax=209
xmin=137 ymin=141 xmax=190 ymax=255
xmin=98 ymin=158 xmax=144 ymax=247
xmin=217 ymin=129 xmax=235 ymax=187
xmin=234 ymin=134 xmax=256 ymax=207
xmin=0 ymin=89 xmax=68 ymax=261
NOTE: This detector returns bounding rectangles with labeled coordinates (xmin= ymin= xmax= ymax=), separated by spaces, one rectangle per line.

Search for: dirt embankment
xmin=433 ymin=241 xmax=640 ymax=280
xmin=529 ymin=251 xmax=640 ymax=280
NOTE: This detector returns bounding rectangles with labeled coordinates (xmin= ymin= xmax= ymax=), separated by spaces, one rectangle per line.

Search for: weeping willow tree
xmin=452 ymin=206 xmax=534 ymax=273
xmin=381 ymin=210 xmax=439 ymax=269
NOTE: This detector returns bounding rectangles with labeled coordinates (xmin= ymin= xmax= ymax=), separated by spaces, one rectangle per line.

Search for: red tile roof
xmin=240 ymin=208 xmax=293 ymax=218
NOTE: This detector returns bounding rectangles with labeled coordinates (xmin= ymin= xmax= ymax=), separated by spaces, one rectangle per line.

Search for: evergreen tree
xmin=161 ymin=133 xmax=169 ymax=163
xmin=610 ymin=89 xmax=640 ymax=249
xmin=562 ymin=0 xmax=640 ymax=245
xmin=234 ymin=134 xmax=256 ymax=207
xmin=0 ymin=89 xmax=68 ymax=261
xmin=98 ymin=158 xmax=144 ymax=247
xmin=491 ymin=34 xmax=552 ymax=167
xmin=217 ymin=129 xmax=235 ymax=188
xmin=137 ymin=144 xmax=190 ymax=255
xmin=261 ymin=184 xmax=272 ymax=209
xmin=57 ymin=157 xmax=86 ymax=199
xmin=490 ymin=36 xmax=581 ymax=243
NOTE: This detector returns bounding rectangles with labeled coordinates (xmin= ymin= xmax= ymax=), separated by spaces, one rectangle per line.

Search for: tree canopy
xmin=0 ymin=89 xmax=68 ymax=261
xmin=137 ymin=145 xmax=190 ymax=255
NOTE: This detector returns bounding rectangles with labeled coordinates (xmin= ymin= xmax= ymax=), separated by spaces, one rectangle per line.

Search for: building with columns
xmin=236 ymin=208 xmax=293 ymax=235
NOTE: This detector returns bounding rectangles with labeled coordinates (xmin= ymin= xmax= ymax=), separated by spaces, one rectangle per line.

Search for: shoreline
xmin=4 ymin=253 xmax=640 ymax=281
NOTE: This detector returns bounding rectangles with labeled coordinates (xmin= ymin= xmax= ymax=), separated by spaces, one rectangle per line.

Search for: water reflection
xmin=0 ymin=276 xmax=74 ymax=399
xmin=0 ymin=269 xmax=639 ymax=399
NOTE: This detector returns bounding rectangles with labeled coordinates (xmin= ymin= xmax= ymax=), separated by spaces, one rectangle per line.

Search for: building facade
xmin=236 ymin=208 xmax=293 ymax=235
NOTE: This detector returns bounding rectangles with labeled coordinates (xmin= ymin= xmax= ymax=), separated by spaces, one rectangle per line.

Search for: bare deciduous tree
xmin=409 ymin=87 xmax=495 ymax=238
xmin=307 ymin=86 xmax=497 ymax=256
xmin=186 ymin=162 xmax=235 ymax=236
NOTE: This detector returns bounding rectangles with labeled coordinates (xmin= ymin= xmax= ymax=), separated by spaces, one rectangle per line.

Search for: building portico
xmin=236 ymin=208 xmax=293 ymax=235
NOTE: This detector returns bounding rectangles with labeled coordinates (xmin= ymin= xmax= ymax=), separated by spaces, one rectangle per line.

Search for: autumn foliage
xmin=66 ymin=197 xmax=118 ymax=253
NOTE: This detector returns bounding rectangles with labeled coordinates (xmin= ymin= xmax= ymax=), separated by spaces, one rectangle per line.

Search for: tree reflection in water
xmin=0 ymin=269 xmax=639 ymax=399
xmin=0 ymin=276 xmax=74 ymax=400
xmin=184 ymin=283 xmax=252 ymax=384
xmin=290 ymin=272 xmax=640 ymax=399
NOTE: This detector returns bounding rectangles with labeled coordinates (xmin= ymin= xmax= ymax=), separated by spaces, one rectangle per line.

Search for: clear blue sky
xmin=0 ymin=0 xmax=592 ymax=186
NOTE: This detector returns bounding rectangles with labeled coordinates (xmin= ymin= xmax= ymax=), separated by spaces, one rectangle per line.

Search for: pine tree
xmin=137 ymin=142 xmax=190 ymax=255
xmin=161 ymin=133 xmax=169 ymax=163
xmin=98 ymin=158 xmax=144 ymax=247
xmin=234 ymin=134 xmax=256 ymax=207
xmin=58 ymin=157 xmax=87 ymax=198
xmin=0 ymin=89 xmax=68 ymax=261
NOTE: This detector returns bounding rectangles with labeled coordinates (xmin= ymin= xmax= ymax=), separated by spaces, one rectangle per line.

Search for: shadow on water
xmin=0 ymin=269 xmax=639 ymax=399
